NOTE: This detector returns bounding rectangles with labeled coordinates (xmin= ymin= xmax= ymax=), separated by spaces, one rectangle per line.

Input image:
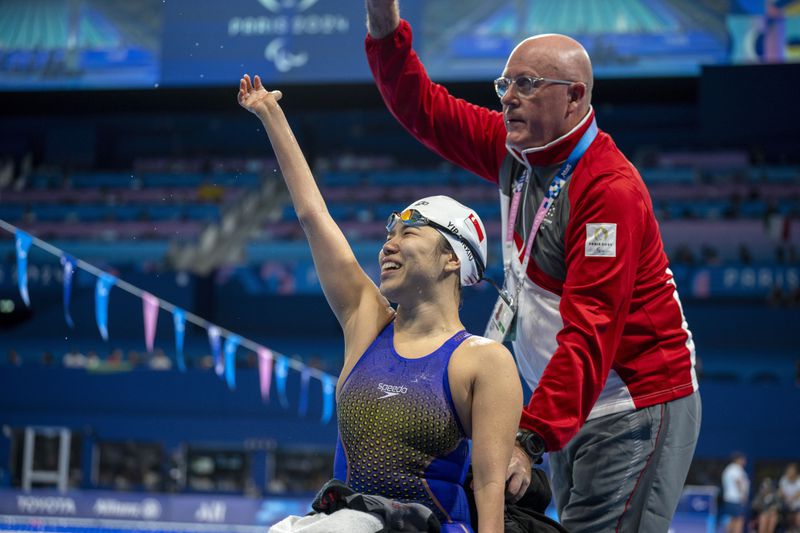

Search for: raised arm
xmin=237 ymin=75 xmax=393 ymax=337
xmin=365 ymin=0 xmax=399 ymax=39
xmin=365 ymin=10 xmax=508 ymax=183
xmin=465 ymin=340 xmax=523 ymax=532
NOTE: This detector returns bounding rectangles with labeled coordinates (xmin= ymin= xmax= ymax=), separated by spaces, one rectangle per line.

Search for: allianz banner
xmin=0 ymin=488 xmax=311 ymax=527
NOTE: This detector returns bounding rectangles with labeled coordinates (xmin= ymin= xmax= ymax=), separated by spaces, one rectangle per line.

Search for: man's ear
xmin=569 ymin=82 xmax=587 ymax=104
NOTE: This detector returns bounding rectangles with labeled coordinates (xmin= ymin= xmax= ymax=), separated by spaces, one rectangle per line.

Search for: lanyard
xmin=503 ymin=118 xmax=598 ymax=289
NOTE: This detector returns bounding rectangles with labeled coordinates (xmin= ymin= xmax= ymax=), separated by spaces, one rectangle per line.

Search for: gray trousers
xmin=550 ymin=391 xmax=701 ymax=533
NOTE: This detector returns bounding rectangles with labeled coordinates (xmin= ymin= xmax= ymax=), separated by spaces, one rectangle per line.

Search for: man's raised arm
xmin=364 ymin=5 xmax=507 ymax=183
xmin=366 ymin=0 xmax=400 ymax=39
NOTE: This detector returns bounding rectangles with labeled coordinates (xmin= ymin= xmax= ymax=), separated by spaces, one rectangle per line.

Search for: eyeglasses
xmin=386 ymin=209 xmax=485 ymax=278
xmin=493 ymin=75 xmax=575 ymax=98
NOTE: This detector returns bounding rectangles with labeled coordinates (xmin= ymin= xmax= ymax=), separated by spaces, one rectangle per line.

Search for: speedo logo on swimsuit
xmin=377 ymin=382 xmax=408 ymax=399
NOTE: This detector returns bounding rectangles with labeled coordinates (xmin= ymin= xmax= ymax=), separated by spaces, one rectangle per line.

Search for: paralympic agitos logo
xmin=257 ymin=0 xmax=319 ymax=12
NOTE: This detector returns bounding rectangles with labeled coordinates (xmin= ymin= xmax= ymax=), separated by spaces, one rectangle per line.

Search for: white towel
xmin=268 ymin=508 xmax=384 ymax=533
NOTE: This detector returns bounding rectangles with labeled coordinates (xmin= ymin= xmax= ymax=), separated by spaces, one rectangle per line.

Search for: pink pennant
xmin=142 ymin=292 xmax=160 ymax=353
xmin=257 ymin=347 xmax=274 ymax=403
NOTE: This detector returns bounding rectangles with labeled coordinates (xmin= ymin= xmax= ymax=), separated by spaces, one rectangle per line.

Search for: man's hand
xmin=365 ymin=0 xmax=400 ymax=39
xmin=237 ymin=74 xmax=283 ymax=119
xmin=505 ymin=443 xmax=533 ymax=503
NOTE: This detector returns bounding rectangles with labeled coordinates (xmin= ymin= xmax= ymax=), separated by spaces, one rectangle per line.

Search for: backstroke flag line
xmin=2 ymin=218 xmax=337 ymax=423
xmin=95 ymin=273 xmax=117 ymax=341
xmin=173 ymin=308 xmax=187 ymax=373
xmin=224 ymin=335 xmax=240 ymax=390
xmin=60 ymin=254 xmax=76 ymax=328
xmin=208 ymin=326 xmax=223 ymax=377
xmin=298 ymin=367 xmax=311 ymax=417
xmin=275 ymin=355 xmax=289 ymax=409
xmin=257 ymin=347 xmax=274 ymax=402
xmin=142 ymin=292 xmax=160 ymax=353
xmin=321 ymin=375 xmax=335 ymax=424
xmin=14 ymin=230 xmax=32 ymax=307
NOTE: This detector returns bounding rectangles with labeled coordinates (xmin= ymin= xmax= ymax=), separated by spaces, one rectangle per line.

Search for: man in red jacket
xmin=365 ymin=1 xmax=701 ymax=531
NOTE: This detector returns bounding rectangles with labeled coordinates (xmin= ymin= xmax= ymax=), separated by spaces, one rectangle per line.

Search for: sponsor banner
xmin=671 ymin=265 xmax=800 ymax=298
xmin=1 ymin=485 xmax=717 ymax=530
xmin=91 ymin=495 xmax=164 ymax=521
xmin=0 ymin=488 xmax=311 ymax=527
xmin=161 ymin=0 xmax=372 ymax=86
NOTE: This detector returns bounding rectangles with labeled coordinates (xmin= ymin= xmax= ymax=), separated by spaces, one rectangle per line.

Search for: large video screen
xmin=420 ymin=0 xmax=800 ymax=79
xmin=0 ymin=0 xmax=798 ymax=91
xmin=0 ymin=0 xmax=164 ymax=90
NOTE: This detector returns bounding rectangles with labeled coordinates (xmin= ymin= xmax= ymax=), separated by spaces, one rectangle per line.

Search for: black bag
xmin=312 ymin=479 xmax=441 ymax=533
xmin=464 ymin=468 xmax=570 ymax=533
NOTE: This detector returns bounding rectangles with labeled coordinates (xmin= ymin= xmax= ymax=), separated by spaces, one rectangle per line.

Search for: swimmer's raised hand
xmin=237 ymin=74 xmax=283 ymax=118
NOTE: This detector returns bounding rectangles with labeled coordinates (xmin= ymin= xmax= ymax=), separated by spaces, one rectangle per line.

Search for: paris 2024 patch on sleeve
xmin=585 ymin=223 xmax=617 ymax=257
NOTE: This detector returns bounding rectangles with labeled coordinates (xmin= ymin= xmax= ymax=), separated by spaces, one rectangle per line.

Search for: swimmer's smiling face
xmin=378 ymin=221 xmax=454 ymax=302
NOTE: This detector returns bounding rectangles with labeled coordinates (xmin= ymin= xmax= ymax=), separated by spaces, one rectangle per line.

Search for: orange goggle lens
xmin=386 ymin=209 xmax=428 ymax=232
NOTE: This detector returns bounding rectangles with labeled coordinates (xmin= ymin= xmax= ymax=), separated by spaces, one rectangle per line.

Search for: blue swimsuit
xmin=334 ymin=321 xmax=474 ymax=532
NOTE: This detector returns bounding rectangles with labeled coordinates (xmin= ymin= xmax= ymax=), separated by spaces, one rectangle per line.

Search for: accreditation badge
xmin=484 ymin=289 xmax=517 ymax=343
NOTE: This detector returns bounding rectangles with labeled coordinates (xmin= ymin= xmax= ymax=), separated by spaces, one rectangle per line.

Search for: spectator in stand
xmin=127 ymin=349 xmax=141 ymax=369
xmin=62 ymin=348 xmax=87 ymax=368
xmin=197 ymin=354 xmax=214 ymax=370
xmin=148 ymin=348 xmax=173 ymax=371
xmin=197 ymin=178 xmax=224 ymax=203
xmin=700 ymin=243 xmax=721 ymax=266
xmin=751 ymin=478 xmax=780 ymax=533
xmin=738 ymin=244 xmax=753 ymax=265
xmin=780 ymin=463 xmax=800 ymax=531
xmin=673 ymin=243 xmax=697 ymax=266
xmin=721 ymin=452 xmax=750 ymax=533
xmin=41 ymin=350 xmax=54 ymax=366
xmin=244 ymin=351 xmax=258 ymax=369
xmin=85 ymin=350 xmax=100 ymax=370
xmin=107 ymin=348 xmax=125 ymax=368
xmin=7 ymin=349 xmax=22 ymax=367
xmin=238 ymin=351 xmax=258 ymax=369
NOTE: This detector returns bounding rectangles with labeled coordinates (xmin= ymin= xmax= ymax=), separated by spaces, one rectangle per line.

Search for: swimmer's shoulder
xmin=453 ymin=334 xmax=515 ymax=371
